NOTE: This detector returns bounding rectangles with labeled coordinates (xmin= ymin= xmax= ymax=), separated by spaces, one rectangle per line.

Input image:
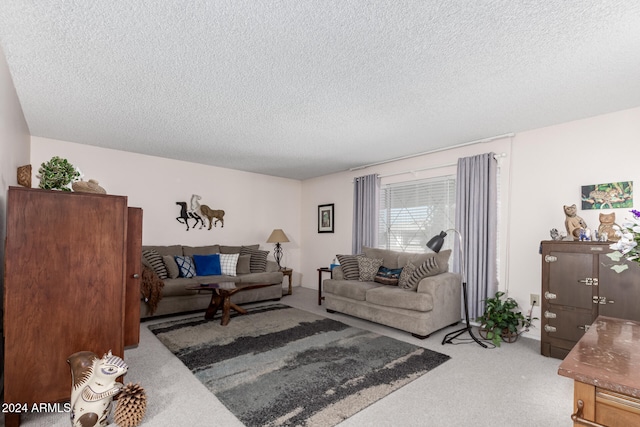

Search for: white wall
xmin=30 ymin=137 xmax=303 ymax=284
xmin=301 ymin=106 xmax=640 ymax=339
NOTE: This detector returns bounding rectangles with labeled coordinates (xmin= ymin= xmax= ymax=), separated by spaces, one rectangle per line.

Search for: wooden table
xmin=317 ymin=267 xmax=332 ymax=305
xmin=558 ymin=316 xmax=640 ymax=426
xmin=186 ymin=282 xmax=273 ymax=326
xmin=280 ymin=268 xmax=293 ymax=295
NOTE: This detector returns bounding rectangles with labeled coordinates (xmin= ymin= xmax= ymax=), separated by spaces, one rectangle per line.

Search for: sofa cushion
xmin=142 ymin=249 xmax=168 ymax=279
xmin=324 ymin=280 xmax=382 ymax=301
xmin=193 ymin=254 xmax=222 ymax=276
xmin=407 ymin=256 xmax=440 ymax=289
xmin=236 ymin=254 xmax=251 ymax=274
xmin=336 ymin=254 xmax=360 ymax=280
xmin=162 ymin=255 xmax=180 ymax=279
xmin=240 ymin=247 xmax=269 ymax=273
xmin=182 ymin=245 xmax=221 ymax=256
xmin=220 ymin=244 xmax=259 ymax=254
xmin=366 ymin=286 xmax=434 ymax=312
xmin=175 ymin=255 xmax=196 ymax=278
xmin=142 ymin=245 xmax=183 ymax=256
xmin=374 ymin=266 xmax=402 ymax=285
xmin=220 ymin=253 xmax=239 ymax=276
xmin=398 ymin=262 xmax=417 ymax=289
xmin=357 ymin=256 xmax=383 ymax=281
xmin=362 ymin=246 xmax=402 ymax=269
xmin=398 ymin=249 xmax=451 ymax=275
xmin=237 ymin=271 xmax=284 ymax=284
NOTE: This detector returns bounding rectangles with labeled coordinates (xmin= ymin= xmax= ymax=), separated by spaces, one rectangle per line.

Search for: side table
xmin=280 ymin=268 xmax=293 ymax=295
xmin=317 ymin=267 xmax=332 ymax=305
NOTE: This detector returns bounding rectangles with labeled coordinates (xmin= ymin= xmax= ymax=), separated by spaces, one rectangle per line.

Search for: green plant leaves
xmin=37 ymin=156 xmax=80 ymax=191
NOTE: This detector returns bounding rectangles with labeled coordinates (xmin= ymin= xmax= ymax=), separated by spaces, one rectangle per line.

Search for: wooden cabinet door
xmin=598 ymin=258 xmax=640 ymax=321
xmin=4 ymin=188 xmax=127 ymax=406
xmin=125 ymin=207 xmax=143 ymax=347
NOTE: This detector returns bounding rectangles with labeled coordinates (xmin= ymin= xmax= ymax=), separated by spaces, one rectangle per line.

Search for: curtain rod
xmin=377 ymin=153 xmax=506 ymax=179
xmin=349 ymin=133 xmax=514 ymax=171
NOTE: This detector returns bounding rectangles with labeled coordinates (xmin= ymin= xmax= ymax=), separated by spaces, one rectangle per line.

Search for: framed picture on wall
xmin=318 ymin=203 xmax=334 ymax=233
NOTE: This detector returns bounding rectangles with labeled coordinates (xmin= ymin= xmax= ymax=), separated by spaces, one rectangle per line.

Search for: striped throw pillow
xmin=240 ymin=247 xmax=269 ymax=273
xmin=398 ymin=262 xmax=418 ymax=290
xmin=336 ymin=254 xmax=360 ymax=280
xmin=142 ymin=249 xmax=168 ymax=280
xmin=406 ymin=256 xmax=440 ymax=290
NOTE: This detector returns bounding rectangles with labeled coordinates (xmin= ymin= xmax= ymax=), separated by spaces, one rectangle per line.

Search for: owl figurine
xmin=67 ymin=350 xmax=128 ymax=427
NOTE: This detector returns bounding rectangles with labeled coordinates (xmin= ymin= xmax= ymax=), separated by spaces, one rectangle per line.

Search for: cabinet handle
xmin=132 ymin=273 xmax=140 ymax=279
xmin=544 ymin=311 xmax=557 ymax=319
xmin=578 ymin=278 xmax=598 ymax=286
xmin=544 ymin=255 xmax=557 ymax=263
xmin=544 ymin=325 xmax=557 ymax=333
xmin=544 ymin=291 xmax=557 ymax=300
xmin=578 ymin=325 xmax=591 ymax=331
xmin=571 ymin=399 xmax=607 ymax=427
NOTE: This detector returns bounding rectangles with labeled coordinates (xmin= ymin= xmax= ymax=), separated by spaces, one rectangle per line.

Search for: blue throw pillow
xmin=174 ymin=255 xmax=196 ymax=278
xmin=192 ymin=254 xmax=222 ymax=276
xmin=375 ymin=266 xmax=403 ymax=286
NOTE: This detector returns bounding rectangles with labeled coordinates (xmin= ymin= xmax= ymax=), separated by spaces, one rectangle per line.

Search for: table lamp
xmin=266 ymin=229 xmax=289 ymax=269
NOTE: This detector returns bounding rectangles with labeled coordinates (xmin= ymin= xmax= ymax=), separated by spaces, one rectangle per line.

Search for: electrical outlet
xmin=530 ymin=293 xmax=540 ymax=306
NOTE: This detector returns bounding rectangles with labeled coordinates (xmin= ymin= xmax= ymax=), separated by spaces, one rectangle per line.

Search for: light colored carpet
xmin=10 ymin=287 xmax=574 ymax=427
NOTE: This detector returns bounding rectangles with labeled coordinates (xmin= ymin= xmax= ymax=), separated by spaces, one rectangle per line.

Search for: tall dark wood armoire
xmin=540 ymin=240 xmax=640 ymax=359
xmin=3 ymin=187 xmax=142 ymax=427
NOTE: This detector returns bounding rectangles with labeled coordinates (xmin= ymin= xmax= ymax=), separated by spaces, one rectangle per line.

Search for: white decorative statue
xmin=67 ymin=350 xmax=128 ymax=427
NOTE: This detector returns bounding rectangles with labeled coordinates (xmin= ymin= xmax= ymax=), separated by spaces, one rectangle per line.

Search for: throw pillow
xmin=398 ymin=262 xmax=418 ymax=290
xmin=142 ymin=249 xmax=168 ymax=279
xmin=162 ymin=255 xmax=179 ymax=279
xmin=357 ymin=256 xmax=383 ymax=281
xmin=236 ymin=254 xmax=251 ymax=275
xmin=336 ymin=254 xmax=360 ymax=280
xmin=174 ymin=255 xmax=196 ymax=278
xmin=374 ymin=266 xmax=403 ymax=285
xmin=192 ymin=254 xmax=222 ymax=276
xmin=239 ymin=247 xmax=269 ymax=273
xmin=407 ymin=257 xmax=440 ymax=289
xmin=220 ymin=253 xmax=240 ymax=277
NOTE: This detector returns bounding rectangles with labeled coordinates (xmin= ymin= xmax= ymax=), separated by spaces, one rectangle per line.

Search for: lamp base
xmin=442 ymin=281 xmax=487 ymax=348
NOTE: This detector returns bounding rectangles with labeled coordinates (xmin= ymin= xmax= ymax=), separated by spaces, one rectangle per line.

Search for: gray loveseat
xmin=140 ymin=244 xmax=284 ymax=318
xmin=323 ymin=246 xmax=462 ymax=339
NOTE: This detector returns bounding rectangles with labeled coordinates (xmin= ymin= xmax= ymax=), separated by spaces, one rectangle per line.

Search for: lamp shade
xmin=266 ymin=229 xmax=290 ymax=243
xmin=426 ymin=231 xmax=448 ymax=253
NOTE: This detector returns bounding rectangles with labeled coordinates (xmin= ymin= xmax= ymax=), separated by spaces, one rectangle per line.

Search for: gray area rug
xmin=148 ymin=304 xmax=450 ymax=427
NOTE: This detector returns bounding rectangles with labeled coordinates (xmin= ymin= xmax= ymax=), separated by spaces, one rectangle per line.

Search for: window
xmin=378 ymin=176 xmax=456 ymax=253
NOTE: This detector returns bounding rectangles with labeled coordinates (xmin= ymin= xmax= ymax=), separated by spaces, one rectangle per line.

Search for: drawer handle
xmin=571 ymin=399 xmax=606 ymax=427
xmin=544 ymin=311 xmax=556 ymax=319
xmin=545 ymin=255 xmax=557 ymax=263
xmin=544 ymin=325 xmax=557 ymax=333
xmin=577 ymin=325 xmax=591 ymax=331
xmin=544 ymin=291 xmax=557 ymax=300
xmin=132 ymin=273 xmax=140 ymax=279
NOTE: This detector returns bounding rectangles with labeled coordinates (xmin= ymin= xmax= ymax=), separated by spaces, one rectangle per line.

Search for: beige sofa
xmin=140 ymin=244 xmax=284 ymax=318
xmin=323 ymin=247 xmax=462 ymax=339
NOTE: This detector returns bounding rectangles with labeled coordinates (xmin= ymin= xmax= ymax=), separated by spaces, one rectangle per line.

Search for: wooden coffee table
xmin=186 ymin=282 xmax=273 ymax=326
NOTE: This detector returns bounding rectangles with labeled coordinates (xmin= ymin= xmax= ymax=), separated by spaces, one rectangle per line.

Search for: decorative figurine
xmin=564 ymin=204 xmax=587 ymax=240
xmin=549 ymin=228 xmax=565 ymax=241
xmin=597 ymin=212 xmax=620 ymax=242
xmin=68 ymin=350 xmax=128 ymax=427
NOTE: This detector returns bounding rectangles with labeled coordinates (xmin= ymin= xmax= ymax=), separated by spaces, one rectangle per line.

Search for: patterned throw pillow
xmin=220 ymin=253 xmax=240 ymax=277
xmin=357 ymin=256 xmax=384 ymax=281
xmin=336 ymin=254 xmax=360 ymax=280
xmin=407 ymin=257 xmax=440 ymax=289
xmin=374 ymin=266 xmax=403 ymax=286
xmin=142 ymin=249 xmax=168 ymax=279
xmin=174 ymin=255 xmax=196 ymax=278
xmin=162 ymin=255 xmax=179 ymax=279
xmin=239 ymin=247 xmax=269 ymax=273
xmin=398 ymin=262 xmax=418 ymax=290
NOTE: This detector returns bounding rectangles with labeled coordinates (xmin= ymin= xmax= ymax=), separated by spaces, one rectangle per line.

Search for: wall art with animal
xmin=175 ymin=194 xmax=225 ymax=230
xmin=581 ymin=181 xmax=633 ymax=210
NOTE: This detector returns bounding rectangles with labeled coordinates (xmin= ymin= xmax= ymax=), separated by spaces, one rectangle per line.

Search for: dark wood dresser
xmin=541 ymin=240 xmax=640 ymax=359
xmin=3 ymin=187 xmax=142 ymax=427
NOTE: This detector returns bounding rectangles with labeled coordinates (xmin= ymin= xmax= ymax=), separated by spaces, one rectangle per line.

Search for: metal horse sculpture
xmin=191 ymin=194 xmax=225 ymax=229
xmin=188 ymin=194 xmax=205 ymax=229
xmin=175 ymin=202 xmax=191 ymax=230
xmin=67 ymin=350 xmax=128 ymax=427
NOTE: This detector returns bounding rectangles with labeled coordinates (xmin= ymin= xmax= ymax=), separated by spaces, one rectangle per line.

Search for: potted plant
xmin=37 ymin=156 xmax=80 ymax=191
xmin=477 ymin=291 xmax=534 ymax=346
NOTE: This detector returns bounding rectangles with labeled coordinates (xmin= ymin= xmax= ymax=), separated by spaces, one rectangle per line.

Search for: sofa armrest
xmin=416 ymin=272 xmax=462 ymax=296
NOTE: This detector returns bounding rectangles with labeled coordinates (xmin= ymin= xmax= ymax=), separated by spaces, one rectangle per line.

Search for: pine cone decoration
xmin=114 ymin=382 xmax=147 ymax=427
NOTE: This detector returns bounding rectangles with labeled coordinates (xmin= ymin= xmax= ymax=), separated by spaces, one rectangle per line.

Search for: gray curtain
xmin=455 ymin=153 xmax=498 ymax=320
xmin=352 ymin=174 xmax=380 ymax=254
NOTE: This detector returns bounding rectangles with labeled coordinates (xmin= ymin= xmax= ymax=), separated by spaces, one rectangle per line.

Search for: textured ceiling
xmin=1 ymin=1 xmax=640 ymax=180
